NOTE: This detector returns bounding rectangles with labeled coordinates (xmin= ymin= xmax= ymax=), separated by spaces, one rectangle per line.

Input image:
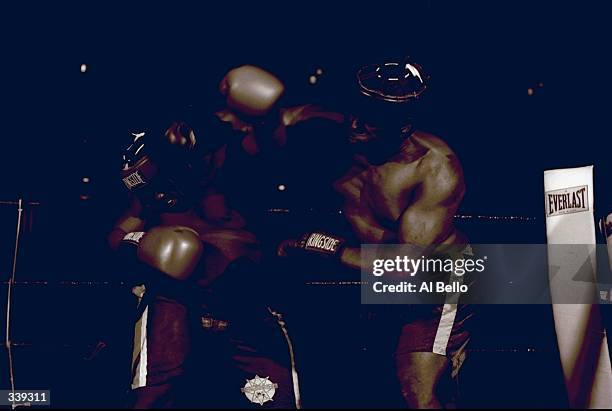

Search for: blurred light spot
xmin=82 ymin=177 xmax=90 ymax=183
xmin=80 ymin=195 xmax=90 ymax=201
xmin=315 ymin=68 xmax=323 ymax=75
xmin=538 ymin=82 xmax=544 ymax=88
xmin=278 ymin=184 xmax=286 ymax=191
xmin=80 ymin=63 xmax=87 ymax=73
xmin=527 ymin=88 xmax=534 ymax=96
xmin=308 ymin=75 xmax=317 ymax=85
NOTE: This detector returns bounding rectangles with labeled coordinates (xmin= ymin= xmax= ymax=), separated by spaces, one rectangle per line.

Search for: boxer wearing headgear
xmin=110 ymin=121 xmax=221 ymax=408
xmin=115 ymin=64 xmax=346 ymax=409
xmin=277 ymin=58 xmax=473 ymax=408
xmin=109 ymin=110 xmax=302 ymax=407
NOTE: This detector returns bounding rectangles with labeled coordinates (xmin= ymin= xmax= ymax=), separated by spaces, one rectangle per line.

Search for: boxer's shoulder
xmin=410 ymin=129 xmax=457 ymax=158
xmin=395 ymin=130 xmax=464 ymax=198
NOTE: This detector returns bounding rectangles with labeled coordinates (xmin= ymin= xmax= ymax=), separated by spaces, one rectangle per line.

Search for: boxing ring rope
xmin=5 ymin=199 xmax=23 ymax=409
xmin=2 ymin=199 xmax=41 ymax=408
xmin=4 ymin=204 xmax=606 ymax=402
xmin=267 ymin=208 xmax=538 ymax=221
xmin=0 ymin=211 xmax=541 ymax=293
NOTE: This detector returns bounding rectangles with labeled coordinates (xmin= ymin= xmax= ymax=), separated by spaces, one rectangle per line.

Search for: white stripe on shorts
xmin=268 ymin=307 xmax=302 ymax=409
xmin=432 ymin=303 xmax=458 ymax=355
xmin=131 ymin=305 xmax=149 ymax=389
xmin=432 ymin=267 xmax=464 ymax=355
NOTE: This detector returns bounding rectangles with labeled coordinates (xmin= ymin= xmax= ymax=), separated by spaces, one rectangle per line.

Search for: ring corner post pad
xmin=544 ymin=165 xmax=612 ymax=408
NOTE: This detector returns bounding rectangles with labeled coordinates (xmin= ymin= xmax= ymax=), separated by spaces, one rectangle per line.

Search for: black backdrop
xmin=0 ymin=0 xmax=610 ymax=408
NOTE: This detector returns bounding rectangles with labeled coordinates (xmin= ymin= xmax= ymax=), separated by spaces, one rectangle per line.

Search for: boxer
xmin=211 ymin=64 xmax=351 ymax=241
xmin=277 ymin=59 xmax=472 ymax=408
xmin=109 ymin=117 xmax=301 ymax=408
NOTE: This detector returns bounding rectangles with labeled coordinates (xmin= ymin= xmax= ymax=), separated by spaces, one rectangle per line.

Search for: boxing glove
xmin=162 ymin=121 xmax=197 ymax=152
xmin=120 ymin=225 xmax=204 ymax=281
xmin=219 ymin=65 xmax=285 ymax=117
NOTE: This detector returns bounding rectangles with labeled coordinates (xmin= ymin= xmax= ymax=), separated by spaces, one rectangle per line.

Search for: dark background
xmin=0 ymin=0 xmax=610 ymax=408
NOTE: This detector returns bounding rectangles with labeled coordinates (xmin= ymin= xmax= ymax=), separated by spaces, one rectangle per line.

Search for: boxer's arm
xmin=107 ymin=196 xmax=145 ymax=251
xmin=397 ymin=156 xmax=465 ymax=246
xmin=281 ymin=104 xmax=345 ymax=127
xmin=339 ymin=155 xmax=465 ymax=270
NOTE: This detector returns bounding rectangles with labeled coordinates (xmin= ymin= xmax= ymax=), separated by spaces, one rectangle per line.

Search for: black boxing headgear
xmin=119 ymin=124 xmax=200 ymax=213
xmin=354 ymin=58 xmax=428 ymax=135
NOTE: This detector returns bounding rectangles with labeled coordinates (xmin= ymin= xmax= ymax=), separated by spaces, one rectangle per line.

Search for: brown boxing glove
xmin=219 ymin=65 xmax=285 ymax=118
xmin=122 ymin=225 xmax=204 ymax=281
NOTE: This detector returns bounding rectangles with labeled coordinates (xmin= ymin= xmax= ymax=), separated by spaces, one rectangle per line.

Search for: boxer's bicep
xmin=399 ymin=204 xmax=454 ymax=246
xmin=398 ymin=158 xmax=464 ymax=246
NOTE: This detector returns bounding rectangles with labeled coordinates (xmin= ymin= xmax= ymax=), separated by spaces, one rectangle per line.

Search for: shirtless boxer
xmin=277 ymin=59 xmax=472 ymax=408
xmin=108 ymin=107 xmax=301 ymax=407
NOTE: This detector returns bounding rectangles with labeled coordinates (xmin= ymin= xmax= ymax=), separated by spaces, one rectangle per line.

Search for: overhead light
xmin=80 ymin=63 xmax=87 ymax=73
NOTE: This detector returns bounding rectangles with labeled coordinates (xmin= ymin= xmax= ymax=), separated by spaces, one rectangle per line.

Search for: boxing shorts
xmin=129 ymin=258 xmax=301 ymax=409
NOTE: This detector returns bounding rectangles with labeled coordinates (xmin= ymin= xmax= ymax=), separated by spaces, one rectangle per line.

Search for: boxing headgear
xmin=353 ymin=58 xmax=429 ymax=136
xmin=120 ymin=122 xmax=200 ymax=213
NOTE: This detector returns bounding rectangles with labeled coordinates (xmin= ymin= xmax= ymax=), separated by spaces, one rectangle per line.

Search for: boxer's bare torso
xmin=333 ymin=130 xmax=465 ymax=253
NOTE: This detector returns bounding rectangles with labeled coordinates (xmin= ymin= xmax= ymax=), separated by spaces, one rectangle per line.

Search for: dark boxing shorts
xmin=395 ymin=303 xmax=473 ymax=378
xmin=395 ymin=244 xmax=475 ymax=378
xmin=129 ymin=260 xmax=301 ymax=409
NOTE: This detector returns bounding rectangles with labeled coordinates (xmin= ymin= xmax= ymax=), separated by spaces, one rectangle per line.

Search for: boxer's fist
xmin=277 ymin=231 xmax=346 ymax=259
xmin=122 ymin=226 xmax=203 ymax=281
xmin=219 ymin=65 xmax=285 ymax=117
xmin=164 ymin=121 xmax=197 ymax=150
